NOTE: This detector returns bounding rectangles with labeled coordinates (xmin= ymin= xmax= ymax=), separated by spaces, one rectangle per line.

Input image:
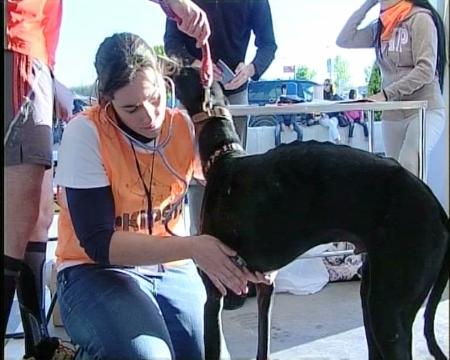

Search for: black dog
xmin=174 ymin=67 xmax=449 ymax=360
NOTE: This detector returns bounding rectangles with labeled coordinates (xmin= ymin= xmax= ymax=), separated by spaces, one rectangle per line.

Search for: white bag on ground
xmin=275 ymin=244 xmax=330 ymax=295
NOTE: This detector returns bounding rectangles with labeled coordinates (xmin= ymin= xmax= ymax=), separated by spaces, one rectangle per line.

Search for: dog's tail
xmin=423 ymin=220 xmax=449 ymax=360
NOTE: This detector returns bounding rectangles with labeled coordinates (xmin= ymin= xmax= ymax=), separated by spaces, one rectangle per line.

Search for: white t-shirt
xmin=55 ymin=115 xmax=109 ymax=188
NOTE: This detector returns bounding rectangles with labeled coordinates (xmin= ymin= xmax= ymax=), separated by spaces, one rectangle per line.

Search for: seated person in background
xmin=344 ymin=89 xmax=368 ymax=142
xmin=317 ymin=112 xmax=341 ymax=144
xmin=323 ymin=79 xmax=348 ymax=128
xmin=323 ymin=79 xmax=342 ymax=101
xmin=275 ymin=84 xmax=303 ymax=146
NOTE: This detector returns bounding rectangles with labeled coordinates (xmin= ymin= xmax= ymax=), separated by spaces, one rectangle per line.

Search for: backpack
xmin=337 ymin=113 xmax=350 ymax=127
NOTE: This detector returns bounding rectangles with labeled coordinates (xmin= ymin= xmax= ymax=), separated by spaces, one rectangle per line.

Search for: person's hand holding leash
xmin=164 ymin=0 xmax=211 ymax=47
xmin=224 ymin=62 xmax=255 ymax=91
xmin=189 ymin=234 xmax=251 ymax=296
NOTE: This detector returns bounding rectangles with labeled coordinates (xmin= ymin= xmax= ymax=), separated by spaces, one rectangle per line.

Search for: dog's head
xmin=173 ymin=66 xmax=229 ymax=118
xmin=172 ymin=66 xmax=244 ymax=177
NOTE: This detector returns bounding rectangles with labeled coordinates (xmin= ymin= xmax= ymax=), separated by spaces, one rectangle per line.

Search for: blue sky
xmin=54 ymin=0 xmax=380 ymax=87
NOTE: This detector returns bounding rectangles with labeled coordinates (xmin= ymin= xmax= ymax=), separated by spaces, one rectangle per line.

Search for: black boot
xmin=16 ymin=242 xmax=63 ymax=360
xmin=3 ymin=255 xmax=22 ymax=338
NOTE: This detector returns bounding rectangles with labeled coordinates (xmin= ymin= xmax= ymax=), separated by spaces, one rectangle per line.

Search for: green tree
xmin=295 ymin=65 xmax=316 ymax=80
xmin=153 ymin=44 xmax=166 ymax=57
xmin=367 ymin=62 xmax=382 ymax=121
xmin=367 ymin=62 xmax=381 ymax=96
xmin=364 ymin=65 xmax=372 ymax=84
xmin=333 ymin=56 xmax=350 ymax=93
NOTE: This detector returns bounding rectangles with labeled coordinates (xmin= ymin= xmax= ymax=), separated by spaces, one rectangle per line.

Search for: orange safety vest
xmin=56 ymin=106 xmax=195 ymax=266
xmin=5 ymin=0 xmax=63 ymax=69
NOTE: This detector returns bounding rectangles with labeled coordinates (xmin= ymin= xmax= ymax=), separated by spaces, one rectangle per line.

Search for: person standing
xmin=336 ymin=0 xmax=447 ymax=178
xmin=3 ymin=1 xmax=211 ymax=358
xmin=164 ymin=0 xmax=277 ymax=150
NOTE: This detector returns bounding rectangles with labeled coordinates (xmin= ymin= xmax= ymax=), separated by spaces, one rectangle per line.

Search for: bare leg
xmin=4 ymin=164 xmax=45 ymax=258
xmin=3 ymin=164 xmax=45 ymax=336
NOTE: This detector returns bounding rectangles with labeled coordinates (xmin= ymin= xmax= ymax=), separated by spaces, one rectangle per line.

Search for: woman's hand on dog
xmin=189 ymin=234 xmax=258 ymax=296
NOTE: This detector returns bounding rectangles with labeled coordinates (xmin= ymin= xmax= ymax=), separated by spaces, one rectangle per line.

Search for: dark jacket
xmin=164 ymin=0 xmax=277 ymax=95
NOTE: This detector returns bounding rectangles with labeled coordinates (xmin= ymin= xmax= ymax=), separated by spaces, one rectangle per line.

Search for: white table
xmin=230 ymin=100 xmax=428 ymax=181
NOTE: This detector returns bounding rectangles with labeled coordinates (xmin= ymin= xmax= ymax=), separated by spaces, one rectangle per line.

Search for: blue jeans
xmin=57 ymin=262 xmax=207 ymax=360
xmin=274 ymin=115 xmax=303 ymax=147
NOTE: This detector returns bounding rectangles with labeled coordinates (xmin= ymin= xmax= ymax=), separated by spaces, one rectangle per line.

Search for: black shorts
xmin=4 ymin=51 xmax=54 ymax=169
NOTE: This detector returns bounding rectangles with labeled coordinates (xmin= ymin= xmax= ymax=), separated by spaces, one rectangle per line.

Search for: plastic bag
xmin=275 ymin=244 xmax=330 ymax=295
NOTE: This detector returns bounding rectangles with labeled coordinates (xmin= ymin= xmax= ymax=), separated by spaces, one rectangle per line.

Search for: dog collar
xmin=204 ymin=142 xmax=244 ymax=175
xmin=191 ymin=106 xmax=232 ymax=124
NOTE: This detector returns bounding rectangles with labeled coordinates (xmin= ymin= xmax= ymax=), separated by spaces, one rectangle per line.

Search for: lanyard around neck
xmin=130 ymin=141 xmax=156 ymax=235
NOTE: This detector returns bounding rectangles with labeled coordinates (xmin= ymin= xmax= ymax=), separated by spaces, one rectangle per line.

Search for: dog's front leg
xmin=201 ymin=272 xmax=224 ymax=360
xmin=256 ymin=283 xmax=275 ymax=360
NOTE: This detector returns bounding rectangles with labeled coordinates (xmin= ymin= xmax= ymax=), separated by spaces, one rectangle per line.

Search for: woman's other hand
xmin=189 ymin=235 xmax=252 ymax=296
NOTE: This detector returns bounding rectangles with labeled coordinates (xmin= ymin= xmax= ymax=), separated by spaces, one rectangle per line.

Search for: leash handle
xmin=159 ymin=0 xmax=213 ymax=90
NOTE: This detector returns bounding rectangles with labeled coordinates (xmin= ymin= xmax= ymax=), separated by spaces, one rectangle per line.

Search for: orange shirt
xmin=6 ymin=0 xmax=63 ymax=69
xmin=56 ymin=106 xmax=196 ymax=267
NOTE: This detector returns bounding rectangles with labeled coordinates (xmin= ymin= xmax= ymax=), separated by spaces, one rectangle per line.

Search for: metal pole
xmin=418 ymin=107 xmax=427 ymax=181
xmin=298 ymin=250 xmax=357 ymax=259
xmin=367 ymin=110 xmax=374 ymax=153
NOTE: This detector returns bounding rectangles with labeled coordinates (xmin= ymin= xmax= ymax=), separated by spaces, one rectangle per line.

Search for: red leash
xmin=159 ymin=0 xmax=213 ymax=91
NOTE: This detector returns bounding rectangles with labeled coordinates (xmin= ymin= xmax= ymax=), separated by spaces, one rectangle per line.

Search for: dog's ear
xmin=173 ymin=67 xmax=205 ymax=116
xmin=210 ymin=79 xmax=228 ymax=106
xmin=172 ymin=66 xmax=229 ymax=116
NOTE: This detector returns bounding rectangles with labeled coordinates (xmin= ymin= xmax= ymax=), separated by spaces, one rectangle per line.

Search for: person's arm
xmin=62 ymin=185 xmax=255 ymax=296
xmin=249 ymin=0 xmax=277 ymax=80
xmin=336 ymin=0 xmax=378 ymax=49
xmin=164 ymin=18 xmax=198 ymax=64
xmin=224 ymin=1 xmax=277 ymax=90
xmin=383 ymin=13 xmax=439 ymax=100
xmin=152 ymin=0 xmax=210 ymax=47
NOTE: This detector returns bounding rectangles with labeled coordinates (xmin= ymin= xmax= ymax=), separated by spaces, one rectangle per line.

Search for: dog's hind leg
xmin=360 ymin=260 xmax=383 ymax=360
xmin=367 ymin=253 xmax=424 ymax=360
xmin=367 ymin=294 xmax=413 ymax=360
xmin=256 ymin=283 xmax=275 ymax=360
xmin=201 ymin=273 xmax=225 ymax=360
